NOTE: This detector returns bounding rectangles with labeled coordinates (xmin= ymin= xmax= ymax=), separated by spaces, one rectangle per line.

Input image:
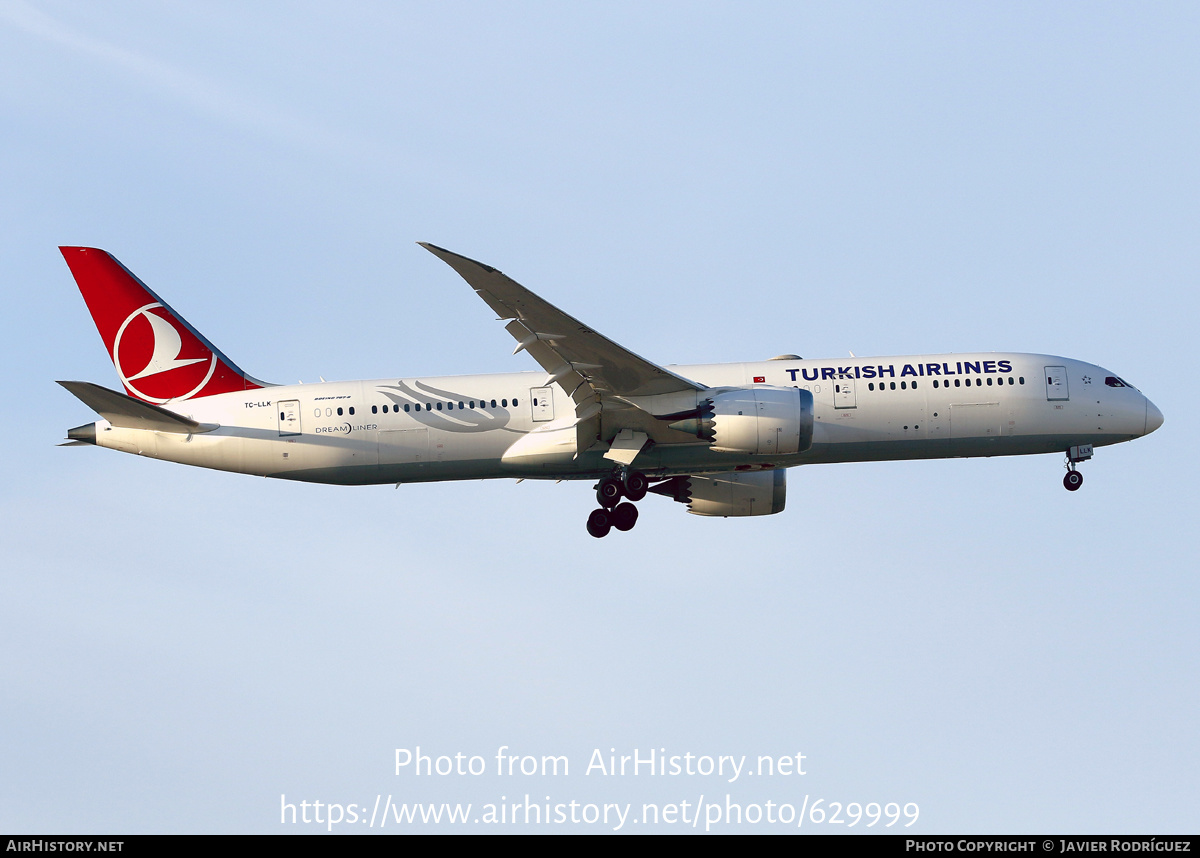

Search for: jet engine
xmin=668 ymin=387 xmax=813 ymax=456
xmin=651 ymin=470 xmax=787 ymax=517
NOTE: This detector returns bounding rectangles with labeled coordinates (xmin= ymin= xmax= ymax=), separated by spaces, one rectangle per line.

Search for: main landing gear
xmin=1063 ymin=444 xmax=1093 ymax=492
xmin=586 ymin=469 xmax=649 ymax=538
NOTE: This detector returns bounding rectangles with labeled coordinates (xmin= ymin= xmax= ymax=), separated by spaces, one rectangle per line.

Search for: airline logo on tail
xmin=61 ymin=247 xmax=264 ymax=403
xmin=114 ymin=302 xmax=216 ymax=402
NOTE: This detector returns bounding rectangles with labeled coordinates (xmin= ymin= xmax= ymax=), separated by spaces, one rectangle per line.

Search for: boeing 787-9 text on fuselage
xmin=58 ymin=244 xmax=1163 ymax=537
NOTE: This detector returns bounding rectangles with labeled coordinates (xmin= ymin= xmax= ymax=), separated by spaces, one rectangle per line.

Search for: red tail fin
xmin=60 ymin=247 xmax=266 ymax=403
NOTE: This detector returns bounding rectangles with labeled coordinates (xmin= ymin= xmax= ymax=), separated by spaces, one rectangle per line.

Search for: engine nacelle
xmin=651 ymin=470 xmax=787 ymax=517
xmin=708 ymin=386 xmax=813 ymax=455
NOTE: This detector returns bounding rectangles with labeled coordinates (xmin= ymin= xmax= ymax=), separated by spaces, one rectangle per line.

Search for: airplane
xmin=57 ymin=244 xmax=1164 ymax=537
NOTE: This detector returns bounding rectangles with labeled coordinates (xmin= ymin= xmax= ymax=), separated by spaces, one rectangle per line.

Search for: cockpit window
xmin=1105 ymin=376 xmax=1133 ymax=388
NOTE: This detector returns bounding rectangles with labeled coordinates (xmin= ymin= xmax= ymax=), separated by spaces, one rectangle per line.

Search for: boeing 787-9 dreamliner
xmin=58 ymin=244 xmax=1164 ymax=537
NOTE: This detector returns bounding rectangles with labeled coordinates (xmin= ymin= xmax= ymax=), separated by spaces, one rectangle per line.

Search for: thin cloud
xmin=0 ymin=0 xmax=378 ymax=160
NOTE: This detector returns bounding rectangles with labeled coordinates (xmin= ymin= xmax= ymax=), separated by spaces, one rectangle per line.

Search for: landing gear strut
xmin=587 ymin=470 xmax=648 ymax=537
xmin=1063 ymin=444 xmax=1092 ymax=492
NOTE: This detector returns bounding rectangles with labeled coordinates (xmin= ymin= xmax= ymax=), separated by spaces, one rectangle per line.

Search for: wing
xmin=420 ymin=243 xmax=706 ymax=458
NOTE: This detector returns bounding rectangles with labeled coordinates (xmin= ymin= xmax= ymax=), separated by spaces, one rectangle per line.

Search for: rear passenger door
xmin=277 ymin=400 xmax=301 ymax=436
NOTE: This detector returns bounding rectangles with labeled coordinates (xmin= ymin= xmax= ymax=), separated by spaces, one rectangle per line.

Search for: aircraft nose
xmin=1144 ymin=398 xmax=1164 ymax=435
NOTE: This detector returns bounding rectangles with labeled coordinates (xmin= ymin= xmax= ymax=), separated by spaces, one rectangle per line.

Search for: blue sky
xmin=1 ymin=1 xmax=1196 ymax=833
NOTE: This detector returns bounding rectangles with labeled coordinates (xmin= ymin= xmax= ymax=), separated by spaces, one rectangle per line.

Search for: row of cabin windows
xmin=313 ymin=398 xmax=519 ymax=419
xmin=869 ymin=380 xmax=917 ymax=391
xmin=933 ymin=376 xmax=1025 ymax=388
xmin=372 ymin=399 xmax=517 ymax=414
xmin=866 ymin=376 xmax=1026 ymax=392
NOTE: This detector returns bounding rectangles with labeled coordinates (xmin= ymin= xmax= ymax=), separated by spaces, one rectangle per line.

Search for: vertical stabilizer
xmin=60 ymin=247 xmax=267 ymax=403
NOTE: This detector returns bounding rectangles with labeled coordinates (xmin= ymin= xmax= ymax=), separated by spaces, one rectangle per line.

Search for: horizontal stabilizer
xmin=57 ymin=381 xmax=219 ymax=434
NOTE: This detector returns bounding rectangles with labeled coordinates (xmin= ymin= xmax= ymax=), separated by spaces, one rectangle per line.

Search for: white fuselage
xmin=88 ymin=352 xmax=1159 ymax=486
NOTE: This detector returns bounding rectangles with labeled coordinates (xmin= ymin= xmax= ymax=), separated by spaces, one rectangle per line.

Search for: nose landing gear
xmin=1063 ymin=444 xmax=1092 ymax=492
xmin=587 ymin=469 xmax=649 ymax=537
